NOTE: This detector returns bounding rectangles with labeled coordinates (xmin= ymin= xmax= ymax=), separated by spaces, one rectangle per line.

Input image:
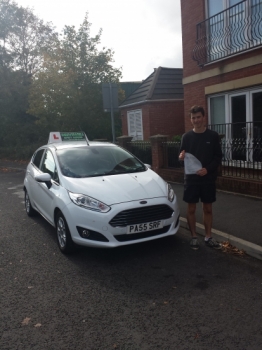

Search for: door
xmin=35 ymin=149 xmax=60 ymax=224
xmin=209 ymin=88 xmax=262 ymax=163
xmin=230 ymin=90 xmax=262 ymax=162
xmin=252 ymin=90 xmax=262 ymax=162
xmin=230 ymin=93 xmax=248 ymax=161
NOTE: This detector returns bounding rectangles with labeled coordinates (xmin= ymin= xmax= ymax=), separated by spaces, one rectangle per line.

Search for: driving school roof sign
xmin=48 ymin=132 xmax=86 ymax=143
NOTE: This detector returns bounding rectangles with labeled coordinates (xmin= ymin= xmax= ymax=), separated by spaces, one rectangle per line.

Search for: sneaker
xmin=205 ymin=237 xmax=222 ymax=249
xmin=190 ymin=238 xmax=200 ymax=250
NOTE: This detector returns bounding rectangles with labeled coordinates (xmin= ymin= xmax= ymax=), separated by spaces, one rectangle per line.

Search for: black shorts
xmin=183 ymin=180 xmax=216 ymax=203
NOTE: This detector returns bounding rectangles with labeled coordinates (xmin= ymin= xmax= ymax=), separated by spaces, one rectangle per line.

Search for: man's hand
xmin=196 ymin=168 xmax=207 ymax=176
xmin=179 ymin=150 xmax=185 ymax=160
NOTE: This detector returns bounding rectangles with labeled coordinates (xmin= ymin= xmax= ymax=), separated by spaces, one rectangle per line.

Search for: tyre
xmin=24 ymin=190 xmax=36 ymax=217
xmin=55 ymin=211 xmax=74 ymax=254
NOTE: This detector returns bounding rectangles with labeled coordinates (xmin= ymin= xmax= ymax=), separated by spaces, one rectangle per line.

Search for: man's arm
xmin=178 ymin=134 xmax=186 ymax=163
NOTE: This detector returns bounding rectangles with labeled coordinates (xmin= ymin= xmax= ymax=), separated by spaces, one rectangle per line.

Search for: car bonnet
xmin=61 ymin=169 xmax=168 ymax=206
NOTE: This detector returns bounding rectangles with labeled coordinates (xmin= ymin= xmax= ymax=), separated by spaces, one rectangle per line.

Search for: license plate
xmin=127 ymin=220 xmax=163 ymax=234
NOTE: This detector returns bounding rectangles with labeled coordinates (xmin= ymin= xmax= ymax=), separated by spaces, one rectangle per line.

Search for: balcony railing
xmin=193 ymin=0 xmax=262 ymax=66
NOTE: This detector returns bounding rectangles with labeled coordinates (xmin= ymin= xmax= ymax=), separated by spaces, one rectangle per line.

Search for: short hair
xmin=189 ymin=105 xmax=205 ymax=117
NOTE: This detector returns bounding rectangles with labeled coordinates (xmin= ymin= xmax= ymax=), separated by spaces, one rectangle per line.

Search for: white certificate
xmin=184 ymin=153 xmax=202 ymax=174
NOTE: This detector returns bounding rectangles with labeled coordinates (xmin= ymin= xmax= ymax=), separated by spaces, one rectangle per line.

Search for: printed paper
xmin=184 ymin=153 xmax=202 ymax=174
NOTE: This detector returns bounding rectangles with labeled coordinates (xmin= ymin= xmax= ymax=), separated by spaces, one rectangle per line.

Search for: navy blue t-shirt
xmin=179 ymin=128 xmax=222 ymax=182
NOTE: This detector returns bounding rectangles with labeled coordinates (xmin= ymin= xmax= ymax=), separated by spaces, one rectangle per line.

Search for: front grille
xmin=115 ymin=225 xmax=171 ymax=242
xmin=109 ymin=205 xmax=174 ymax=227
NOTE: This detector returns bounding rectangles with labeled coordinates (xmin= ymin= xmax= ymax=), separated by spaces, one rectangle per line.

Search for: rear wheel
xmin=24 ymin=190 xmax=36 ymax=217
xmin=55 ymin=211 xmax=74 ymax=254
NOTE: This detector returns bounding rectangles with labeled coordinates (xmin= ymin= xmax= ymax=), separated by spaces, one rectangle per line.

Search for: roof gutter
xmin=119 ymin=98 xmax=184 ymax=109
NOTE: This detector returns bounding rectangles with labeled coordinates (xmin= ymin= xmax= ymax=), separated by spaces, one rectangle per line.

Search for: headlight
xmin=68 ymin=192 xmax=111 ymax=213
xmin=167 ymin=183 xmax=175 ymax=202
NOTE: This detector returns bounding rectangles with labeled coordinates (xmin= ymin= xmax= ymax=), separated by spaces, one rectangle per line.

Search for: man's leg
xmin=202 ymin=202 xmax=212 ymax=238
xmin=202 ymin=202 xmax=222 ymax=249
xmin=187 ymin=203 xmax=197 ymax=237
xmin=187 ymin=203 xmax=200 ymax=250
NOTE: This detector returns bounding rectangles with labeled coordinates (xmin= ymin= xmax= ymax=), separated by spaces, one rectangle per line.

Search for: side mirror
xmin=144 ymin=164 xmax=151 ymax=169
xmin=35 ymin=173 xmax=52 ymax=189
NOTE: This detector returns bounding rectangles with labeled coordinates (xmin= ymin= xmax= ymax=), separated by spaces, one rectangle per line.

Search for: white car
xmin=24 ymin=132 xmax=180 ymax=254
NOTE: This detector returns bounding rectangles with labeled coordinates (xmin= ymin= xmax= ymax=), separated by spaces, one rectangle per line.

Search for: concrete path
xmin=171 ymin=182 xmax=262 ymax=260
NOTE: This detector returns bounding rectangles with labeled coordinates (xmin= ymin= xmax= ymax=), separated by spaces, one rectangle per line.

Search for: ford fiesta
xmin=24 ymin=132 xmax=180 ymax=254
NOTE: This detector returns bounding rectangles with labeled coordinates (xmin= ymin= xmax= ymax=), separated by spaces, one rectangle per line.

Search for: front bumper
xmin=62 ymin=197 xmax=180 ymax=248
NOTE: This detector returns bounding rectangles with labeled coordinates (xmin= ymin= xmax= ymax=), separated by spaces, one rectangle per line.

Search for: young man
xmin=179 ymin=106 xmax=222 ymax=250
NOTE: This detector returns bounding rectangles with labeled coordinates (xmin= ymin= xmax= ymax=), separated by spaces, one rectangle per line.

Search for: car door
xmin=35 ymin=149 xmax=60 ymax=224
xmin=26 ymin=148 xmax=45 ymax=206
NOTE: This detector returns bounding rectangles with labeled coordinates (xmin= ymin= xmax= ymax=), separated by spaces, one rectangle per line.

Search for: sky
xmin=14 ymin=0 xmax=183 ymax=82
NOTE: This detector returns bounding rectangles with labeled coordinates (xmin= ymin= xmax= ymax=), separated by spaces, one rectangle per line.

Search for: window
xmin=251 ymin=0 xmax=262 ymax=45
xmin=127 ymin=110 xmax=143 ymax=140
xmin=208 ymin=87 xmax=262 ymax=162
xmin=41 ymin=150 xmax=59 ymax=182
xmin=208 ymin=0 xmax=223 ymax=16
xmin=207 ymin=1 xmax=243 ymax=20
xmin=205 ymin=0 xmax=262 ymax=62
xmin=209 ymin=95 xmax=226 ymax=136
xmin=210 ymin=96 xmax=226 ymax=125
xmin=32 ymin=149 xmax=45 ymax=168
xmin=207 ymin=0 xmax=245 ymax=60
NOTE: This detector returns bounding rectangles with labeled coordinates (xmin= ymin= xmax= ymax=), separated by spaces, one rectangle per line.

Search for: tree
xmin=0 ymin=0 xmax=57 ymax=74
xmin=28 ymin=15 xmax=123 ymax=140
xmin=0 ymin=0 xmax=58 ymax=154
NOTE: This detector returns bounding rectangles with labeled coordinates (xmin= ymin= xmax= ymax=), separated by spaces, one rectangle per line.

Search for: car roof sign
xmin=48 ymin=132 xmax=88 ymax=144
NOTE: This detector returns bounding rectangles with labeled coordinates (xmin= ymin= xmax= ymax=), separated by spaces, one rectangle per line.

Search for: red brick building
xmin=119 ymin=67 xmax=184 ymax=140
xmin=179 ymin=0 xmax=262 ymax=196
xmin=181 ymin=0 xmax=262 ymax=133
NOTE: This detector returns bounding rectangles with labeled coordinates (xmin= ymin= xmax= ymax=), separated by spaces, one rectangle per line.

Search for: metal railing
xmin=128 ymin=141 xmax=152 ymax=165
xmin=163 ymin=142 xmax=182 ymax=169
xmin=163 ymin=122 xmax=262 ymax=180
xmin=210 ymin=122 xmax=262 ymax=179
xmin=193 ymin=0 xmax=262 ymax=66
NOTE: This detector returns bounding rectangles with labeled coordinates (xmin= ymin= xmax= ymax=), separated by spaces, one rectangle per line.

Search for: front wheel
xmin=55 ymin=211 xmax=74 ymax=254
xmin=24 ymin=190 xmax=36 ymax=217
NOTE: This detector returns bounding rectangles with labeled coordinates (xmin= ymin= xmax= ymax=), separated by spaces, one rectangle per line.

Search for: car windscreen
xmin=56 ymin=146 xmax=147 ymax=178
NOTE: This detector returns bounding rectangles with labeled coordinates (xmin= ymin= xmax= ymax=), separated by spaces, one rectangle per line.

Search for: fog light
xmin=82 ymin=229 xmax=90 ymax=238
xmin=76 ymin=226 xmax=109 ymax=242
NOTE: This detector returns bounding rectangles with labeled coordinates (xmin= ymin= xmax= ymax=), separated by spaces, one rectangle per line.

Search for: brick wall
xmin=181 ymin=0 xmax=205 ymax=77
xmin=158 ymin=168 xmax=262 ymax=198
xmin=148 ymin=101 xmax=184 ymax=138
xmin=120 ymin=100 xmax=185 ymax=140
xmin=183 ymin=61 xmax=262 ymax=131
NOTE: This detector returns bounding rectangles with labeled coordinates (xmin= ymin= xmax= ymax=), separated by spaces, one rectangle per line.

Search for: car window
xmin=40 ymin=150 xmax=59 ymax=182
xmin=56 ymin=146 xmax=146 ymax=178
xmin=32 ymin=149 xmax=45 ymax=169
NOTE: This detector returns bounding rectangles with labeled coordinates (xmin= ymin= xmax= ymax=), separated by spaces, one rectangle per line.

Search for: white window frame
xmin=205 ymin=0 xmax=246 ymax=18
xmin=208 ymin=86 xmax=262 ymax=124
xmin=208 ymin=86 xmax=262 ymax=166
xmin=127 ymin=109 xmax=144 ymax=141
xmin=205 ymin=0 xmax=258 ymax=61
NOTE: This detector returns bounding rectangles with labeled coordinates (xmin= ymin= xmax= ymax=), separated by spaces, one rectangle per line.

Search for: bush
xmin=172 ymin=135 xmax=182 ymax=142
xmin=0 ymin=143 xmax=43 ymax=160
